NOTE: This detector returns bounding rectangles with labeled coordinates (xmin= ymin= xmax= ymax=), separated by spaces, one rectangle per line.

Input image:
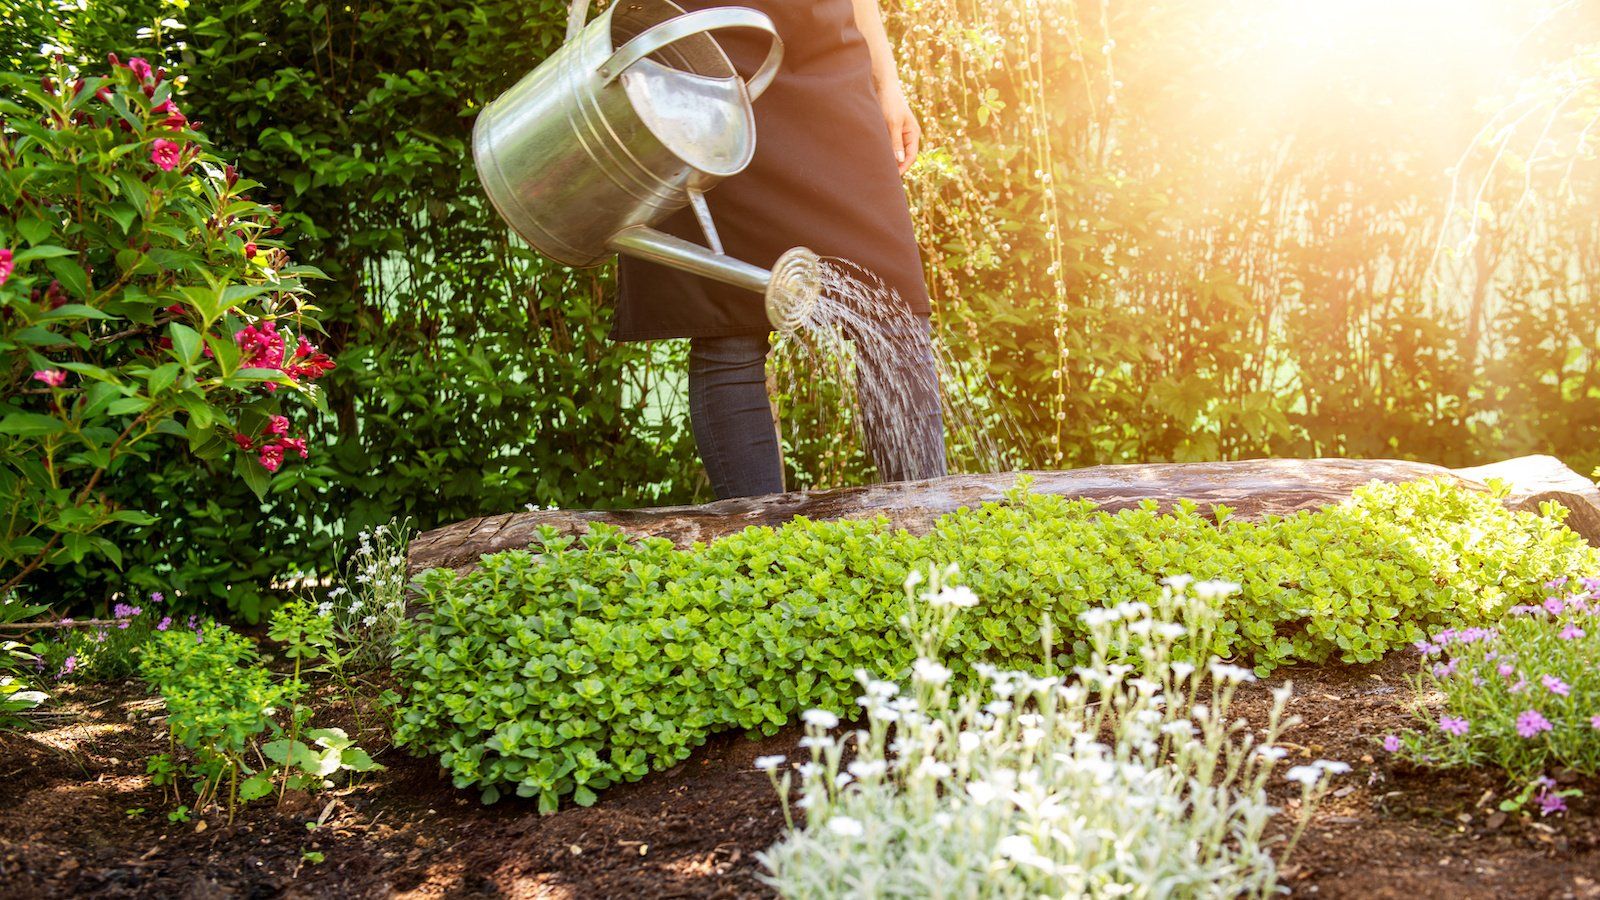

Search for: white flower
xmin=826 ymin=816 xmax=864 ymax=838
xmin=1194 ymin=579 xmax=1241 ymax=600
xmin=1161 ymin=574 xmax=1195 ymax=592
xmin=328 ymin=586 xmax=348 ymax=598
xmin=957 ymin=732 xmax=982 ymax=755
xmin=1171 ymin=662 xmax=1196 ymax=681
xmin=1209 ymin=662 xmax=1256 ymax=684
xmin=349 ymin=599 xmax=364 ymax=613
xmin=1314 ymin=759 xmax=1350 ymax=774
xmin=1284 ymin=765 xmax=1324 ymax=785
xmin=965 ymin=780 xmax=999 ymax=805
xmin=864 ymin=679 xmax=900 ymax=699
xmin=799 ymin=736 xmax=833 ymax=750
xmin=916 ymin=759 xmax=953 ymax=779
xmin=834 ymin=772 xmax=854 ymax=788
xmin=1254 ymin=746 xmax=1287 ymax=761
xmin=995 ymin=835 xmax=1055 ymax=872
xmin=1081 ymin=607 xmax=1119 ymax=628
xmin=984 ymin=700 xmax=1013 ymax=716
xmin=754 ymin=755 xmax=786 ymax=771
xmin=912 ymin=657 xmax=952 ymax=687
xmin=362 ymin=615 xmax=377 ymax=627
xmin=1156 ymin=622 xmax=1187 ymax=640
xmin=931 ymin=585 xmax=980 ymax=608
xmin=1160 ymin=720 xmax=1195 ymax=738
xmin=848 ymin=759 xmax=888 ymax=779
xmin=316 ymin=601 xmax=334 ymax=617
xmin=802 ymin=709 xmax=840 ymax=729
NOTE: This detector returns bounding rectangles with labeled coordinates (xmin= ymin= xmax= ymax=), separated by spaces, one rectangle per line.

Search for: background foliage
xmin=4 ymin=0 xmax=1598 ymax=615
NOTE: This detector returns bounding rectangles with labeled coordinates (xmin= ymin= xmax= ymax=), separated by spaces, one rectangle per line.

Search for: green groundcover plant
xmin=140 ymin=615 xmax=381 ymax=822
xmin=1384 ymin=574 xmax=1600 ymax=815
xmin=758 ymin=570 xmax=1343 ymax=898
xmin=392 ymin=478 xmax=1598 ymax=809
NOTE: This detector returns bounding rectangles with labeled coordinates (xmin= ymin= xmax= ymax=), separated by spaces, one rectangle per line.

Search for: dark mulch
xmin=2 ymin=653 xmax=1597 ymax=899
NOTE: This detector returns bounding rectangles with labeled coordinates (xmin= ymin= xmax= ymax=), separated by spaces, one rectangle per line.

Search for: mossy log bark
xmin=407 ymin=455 xmax=1600 ymax=577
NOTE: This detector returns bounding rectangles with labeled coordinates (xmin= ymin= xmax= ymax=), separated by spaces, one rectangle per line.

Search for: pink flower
xmin=32 ymin=369 xmax=67 ymax=387
xmin=267 ymin=415 xmax=290 ymax=436
xmin=151 ymin=138 xmax=182 ymax=172
xmin=1543 ymin=597 xmax=1566 ymax=616
xmin=1382 ymin=734 xmax=1402 ymax=753
xmin=1516 ymin=709 xmax=1553 ymax=738
xmin=1590 ymin=715 xmax=1600 ymax=730
xmin=127 ymin=57 xmax=153 ymax=81
xmin=57 ymin=655 xmax=76 ymax=679
xmin=259 ymin=443 xmax=285 ymax=472
xmin=1498 ymin=662 xmax=1515 ymax=678
xmin=1439 ymin=715 xmax=1469 ymax=736
xmin=1542 ymin=674 xmax=1570 ymax=697
xmin=1559 ymin=623 xmax=1585 ymax=640
xmin=0 ymin=248 xmax=13 ymax=285
xmin=279 ymin=436 xmax=308 ymax=459
xmin=156 ymin=616 xmax=171 ymax=632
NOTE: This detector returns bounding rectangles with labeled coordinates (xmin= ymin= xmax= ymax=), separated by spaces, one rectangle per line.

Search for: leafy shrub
xmin=25 ymin=0 xmax=701 ymax=621
xmin=1385 ymin=574 xmax=1600 ymax=813
xmin=140 ymin=618 xmax=380 ymax=821
xmin=392 ymin=478 xmax=1598 ymax=808
xmin=759 ymin=571 xmax=1343 ymax=898
xmin=0 ymin=57 xmax=331 ymax=598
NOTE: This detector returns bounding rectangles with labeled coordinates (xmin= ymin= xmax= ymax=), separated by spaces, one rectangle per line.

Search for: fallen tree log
xmin=407 ymin=455 xmax=1600 ymax=577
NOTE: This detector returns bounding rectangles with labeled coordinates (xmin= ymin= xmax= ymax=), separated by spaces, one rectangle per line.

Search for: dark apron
xmin=611 ymin=0 xmax=931 ymax=341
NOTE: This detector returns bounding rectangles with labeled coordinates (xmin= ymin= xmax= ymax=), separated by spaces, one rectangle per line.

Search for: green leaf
xmin=0 ymin=413 xmax=67 ymax=437
xmin=234 ymin=448 xmax=271 ymax=500
xmin=168 ymin=322 xmax=204 ymax=366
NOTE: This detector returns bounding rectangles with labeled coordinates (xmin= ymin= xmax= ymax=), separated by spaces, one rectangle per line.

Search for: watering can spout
xmin=608 ymin=226 xmax=823 ymax=335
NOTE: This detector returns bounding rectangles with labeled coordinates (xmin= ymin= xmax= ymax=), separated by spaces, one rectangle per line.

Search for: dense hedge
xmin=392 ymin=479 xmax=1599 ymax=809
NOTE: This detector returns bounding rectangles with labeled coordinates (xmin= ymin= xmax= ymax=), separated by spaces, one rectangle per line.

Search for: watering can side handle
xmin=596 ymin=8 xmax=784 ymax=101
xmin=566 ymin=0 xmax=590 ymax=44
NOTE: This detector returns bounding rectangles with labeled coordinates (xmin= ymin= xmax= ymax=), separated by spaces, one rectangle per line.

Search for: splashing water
xmin=767 ymin=258 xmax=1021 ymax=486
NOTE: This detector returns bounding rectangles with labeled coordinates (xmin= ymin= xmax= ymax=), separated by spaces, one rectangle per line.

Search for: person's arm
xmin=850 ymin=0 xmax=920 ymax=176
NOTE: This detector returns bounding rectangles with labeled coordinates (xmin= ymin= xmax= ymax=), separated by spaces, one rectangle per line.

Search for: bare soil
xmin=3 ymin=653 xmax=1598 ymax=899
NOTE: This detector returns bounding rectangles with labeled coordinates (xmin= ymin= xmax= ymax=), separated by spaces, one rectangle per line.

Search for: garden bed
xmin=4 ymin=652 xmax=1598 ymax=899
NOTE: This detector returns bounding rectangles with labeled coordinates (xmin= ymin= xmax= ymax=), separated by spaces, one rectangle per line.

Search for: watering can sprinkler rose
xmin=473 ymin=0 xmax=823 ymax=334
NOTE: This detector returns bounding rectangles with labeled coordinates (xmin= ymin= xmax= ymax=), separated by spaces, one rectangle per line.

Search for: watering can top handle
xmin=588 ymin=7 xmax=785 ymax=101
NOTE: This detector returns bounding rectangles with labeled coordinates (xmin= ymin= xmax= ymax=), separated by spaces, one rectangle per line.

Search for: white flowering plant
xmin=324 ymin=518 xmax=414 ymax=671
xmin=758 ymin=569 xmax=1345 ymax=898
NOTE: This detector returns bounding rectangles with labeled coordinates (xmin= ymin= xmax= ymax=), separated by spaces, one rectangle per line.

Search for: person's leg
xmin=687 ymin=333 xmax=786 ymax=499
xmin=854 ymin=316 xmax=948 ymax=482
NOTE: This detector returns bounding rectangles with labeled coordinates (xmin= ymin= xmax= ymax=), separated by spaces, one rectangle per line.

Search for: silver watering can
xmin=473 ymin=0 xmax=822 ymax=333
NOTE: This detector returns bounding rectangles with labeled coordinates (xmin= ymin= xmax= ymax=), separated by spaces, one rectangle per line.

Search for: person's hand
xmin=876 ymin=80 xmax=921 ymax=176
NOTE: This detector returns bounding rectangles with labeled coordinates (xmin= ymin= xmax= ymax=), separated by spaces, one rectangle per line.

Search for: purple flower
xmin=55 ymin=656 xmax=76 ymax=679
xmin=1382 ymin=734 xmax=1402 ymax=753
xmin=1546 ymin=576 xmax=1569 ymax=591
xmin=1559 ymin=624 xmax=1585 ymax=640
xmin=1537 ymin=788 xmax=1567 ymax=817
xmin=1517 ymin=709 xmax=1553 ymax=738
xmin=150 ymin=591 xmax=164 ymax=603
xmin=1544 ymin=597 xmax=1566 ymax=616
xmin=1439 ymin=715 xmax=1470 ymax=736
xmin=156 ymin=616 xmax=171 ymax=632
xmin=1413 ymin=639 xmax=1439 ymax=655
xmin=1542 ymin=674 xmax=1570 ymax=697
xmin=1510 ymin=677 xmax=1529 ymax=694
xmin=1432 ymin=659 xmax=1459 ymax=679
xmin=1498 ymin=662 xmax=1516 ymax=678
xmin=1591 ymin=714 xmax=1600 ymax=730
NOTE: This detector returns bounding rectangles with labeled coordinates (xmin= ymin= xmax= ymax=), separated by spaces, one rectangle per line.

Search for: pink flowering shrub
xmin=1385 ymin=575 xmax=1600 ymax=815
xmin=0 ymin=58 xmax=333 ymax=594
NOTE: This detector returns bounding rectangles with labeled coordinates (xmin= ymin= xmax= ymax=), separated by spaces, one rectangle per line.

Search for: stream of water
xmin=768 ymin=258 xmax=1020 ymax=485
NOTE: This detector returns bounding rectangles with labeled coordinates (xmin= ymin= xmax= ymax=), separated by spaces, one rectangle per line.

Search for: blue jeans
xmin=688 ymin=318 xmax=947 ymax=499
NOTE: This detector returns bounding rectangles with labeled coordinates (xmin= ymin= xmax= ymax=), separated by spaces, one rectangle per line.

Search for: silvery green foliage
xmin=759 ymin=572 xmax=1344 ymax=899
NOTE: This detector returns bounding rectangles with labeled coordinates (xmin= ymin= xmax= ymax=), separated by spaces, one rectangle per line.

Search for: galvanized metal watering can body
xmin=473 ymin=0 xmax=820 ymax=332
